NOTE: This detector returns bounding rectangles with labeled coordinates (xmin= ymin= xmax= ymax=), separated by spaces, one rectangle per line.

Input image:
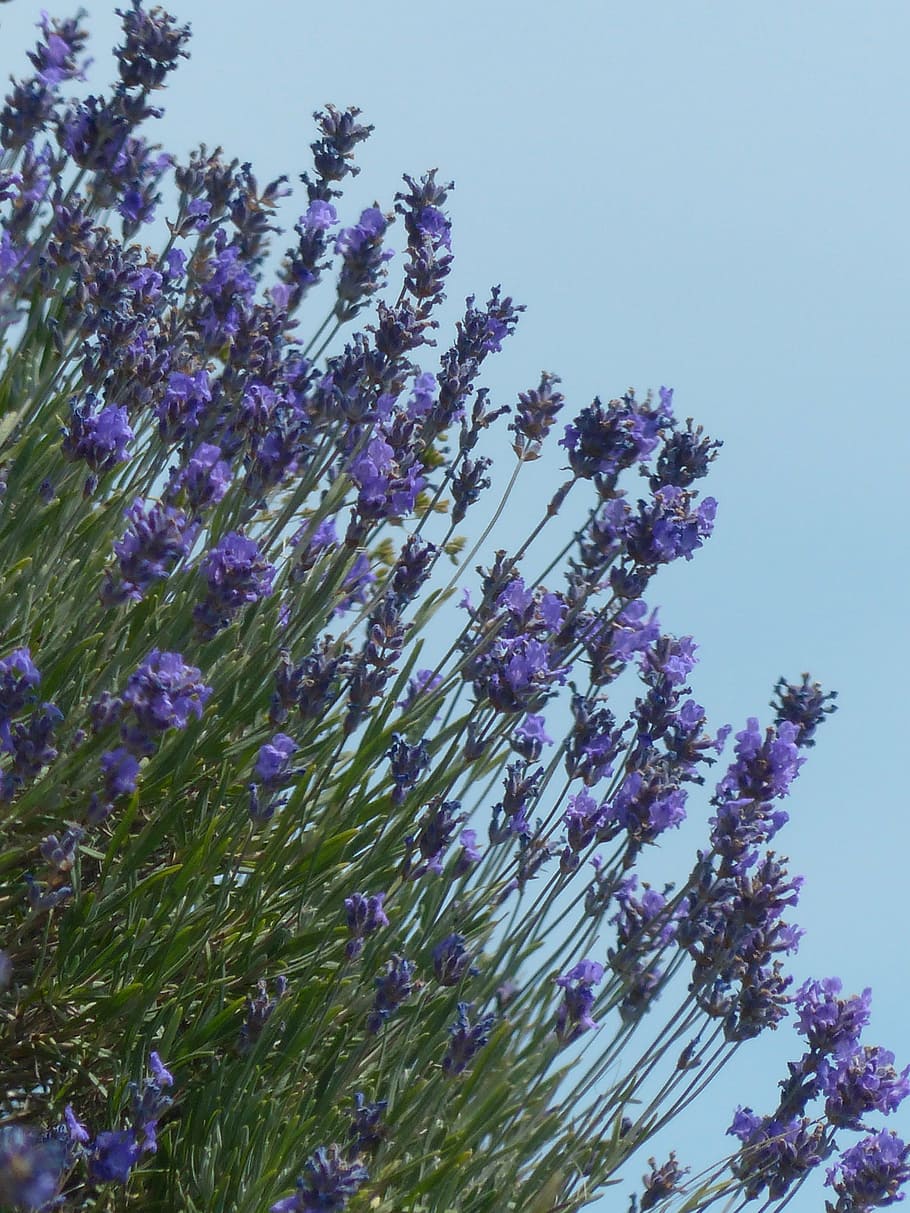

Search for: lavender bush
xmin=0 ymin=6 xmax=907 ymax=1212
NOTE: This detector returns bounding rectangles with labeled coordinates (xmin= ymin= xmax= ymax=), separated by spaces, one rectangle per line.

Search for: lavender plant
xmin=0 ymin=6 xmax=906 ymax=1213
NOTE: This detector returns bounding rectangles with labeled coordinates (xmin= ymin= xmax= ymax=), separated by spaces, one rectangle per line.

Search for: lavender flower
xmin=821 ymin=1045 xmax=910 ymax=1129
xmin=102 ymin=499 xmax=198 ymax=605
xmin=368 ymin=954 xmax=414 ymax=1033
xmin=90 ymin=1129 xmax=142 ymax=1184
xmin=510 ymin=371 xmax=565 ymax=458
xmin=61 ymin=398 xmax=134 ymax=473
xmin=120 ymin=650 xmax=212 ymax=756
xmin=511 ymin=713 xmax=553 ymax=762
xmin=334 ymin=205 xmax=394 ymax=321
xmin=344 ymin=892 xmax=389 ymax=959
xmin=270 ymin=1146 xmax=368 ymax=1213
xmin=639 ymin=1153 xmax=690 ymax=1210
xmin=1 ymin=702 xmax=62 ymax=798
xmin=101 ymin=746 xmax=141 ymax=800
xmin=397 ymin=668 xmax=443 ymax=713
xmin=402 ymin=797 xmax=463 ymax=878
xmin=795 ymin=978 xmax=872 ymax=1058
xmin=772 ymin=673 xmax=838 ymax=748
xmin=254 ymin=734 xmax=299 ymax=787
xmin=555 ymin=959 xmax=604 ymax=1043
xmin=165 ymin=442 xmax=232 ymax=514
xmin=347 ymin=1092 xmax=387 ymax=1158
xmin=0 ymin=647 xmax=41 ymax=749
xmin=155 ymin=368 xmax=213 ymax=441
xmin=727 ymin=1108 xmax=828 ymax=1202
xmin=826 ymin=1131 xmax=910 ymax=1211
xmin=240 ymin=977 xmax=288 ymax=1052
xmin=194 ymin=530 xmax=275 ymax=639
xmin=39 ymin=826 xmax=83 ymax=873
xmin=443 ymin=1002 xmax=496 ymax=1076
xmin=114 ymin=0 xmax=191 ymax=91
xmin=432 ymin=933 xmax=475 ymax=987
xmin=385 ymin=734 xmax=429 ymax=804
xmin=559 ymin=389 xmax=671 ymax=485
xmin=650 ymin=417 xmax=722 ymax=490
xmin=0 ymin=1125 xmax=66 ymax=1209
xmin=452 ymin=828 xmax=483 ymax=876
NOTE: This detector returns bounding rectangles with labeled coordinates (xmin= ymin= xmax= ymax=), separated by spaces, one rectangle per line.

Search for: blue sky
xmin=2 ymin=1 xmax=908 ymax=1207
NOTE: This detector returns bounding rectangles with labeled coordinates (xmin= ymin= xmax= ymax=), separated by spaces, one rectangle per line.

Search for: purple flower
xmin=563 ymin=788 xmax=612 ymax=854
xmin=432 ymin=933 xmax=475 ymax=987
xmin=468 ymin=633 xmax=569 ymax=715
xmin=565 ymin=697 xmax=624 ymax=787
xmin=39 ymin=826 xmax=83 ymax=872
xmin=453 ymin=828 xmax=483 ymax=876
xmin=90 ymin=1129 xmax=141 ymax=1184
xmin=385 ymin=734 xmax=429 ymax=804
xmin=165 ymin=442 xmax=232 ymax=514
xmin=0 ymin=647 xmax=41 ymax=746
xmin=270 ymin=1146 xmax=368 ymax=1213
xmin=397 ymin=668 xmax=443 ymax=712
xmin=255 ymin=734 xmax=299 ymax=787
xmin=334 ymin=205 xmax=394 ymax=320
xmin=194 ymin=531 xmax=275 ymax=639
xmin=368 ymin=954 xmax=414 ymax=1032
xmin=639 ymin=1153 xmax=690 ymax=1211
xmin=304 ymin=199 xmax=337 ymax=230
xmin=240 ymin=977 xmax=288 ymax=1052
xmin=728 ymin=1108 xmax=828 ymax=1202
xmin=625 ymin=486 xmax=717 ymax=566
xmin=148 ymin=1052 xmax=173 ymax=1088
xmin=25 ymin=874 xmax=72 ymax=911
xmin=348 ymin=1092 xmax=387 ymax=1158
xmin=555 ymin=959 xmax=604 ymax=1043
xmin=114 ymin=0 xmax=191 ymax=90
xmin=510 ymin=371 xmax=565 ymax=455
xmin=64 ymin=1104 xmax=90 ymax=1145
xmin=407 ymin=372 xmax=437 ymax=418
xmin=795 ymin=978 xmax=872 ymax=1058
xmin=613 ymin=771 xmax=687 ymax=845
xmin=402 ymin=797 xmax=463 ymax=878
xmin=443 ymin=1002 xmax=496 ymax=1075
xmin=0 ymin=1124 xmax=65 ymax=1208
xmin=129 ymin=1054 xmax=175 ymax=1153
xmin=120 ymin=650 xmax=212 ymax=756
xmin=772 ymin=673 xmax=838 ymax=749
xmin=717 ymin=717 xmax=804 ymax=803
xmin=0 ymin=13 xmax=88 ymax=150
xmin=349 ymin=434 xmax=425 ymax=522
xmin=1 ymin=702 xmax=62 ymax=797
xmin=709 ymin=718 xmax=805 ymax=872
xmin=825 ymin=1130 xmax=910 ymax=1211
xmin=193 ymin=232 xmax=257 ymax=351
xmin=103 ymin=499 xmax=198 ymax=605
xmin=344 ymin=892 xmax=389 ymax=959
xmin=155 ymin=368 xmax=213 ymax=441
xmin=336 ymin=206 xmax=387 ymax=255
xmin=650 ymin=417 xmax=722 ymax=490
xmin=394 ymin=171 xmax=454 ymax=308
xmin=511 ymin=713 xmax=553 ymax=761
xmin=62 ymin=399 xmax=134 ymax=472
xmin=560 ymin=390 xmax=671 ymax=483
xmin=821 ymin=1045 xmax=910 ymax=1129
xmin=101 ymin=747 xmax=140 ymax=799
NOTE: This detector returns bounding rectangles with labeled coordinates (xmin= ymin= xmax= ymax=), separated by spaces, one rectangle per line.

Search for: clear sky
xmin=2 ymin=1 xmax=908 ymax=1208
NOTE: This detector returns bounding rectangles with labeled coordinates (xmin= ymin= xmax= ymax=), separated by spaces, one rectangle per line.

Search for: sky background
xmin=2 ymin=1 xmax=908 ymax=1208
